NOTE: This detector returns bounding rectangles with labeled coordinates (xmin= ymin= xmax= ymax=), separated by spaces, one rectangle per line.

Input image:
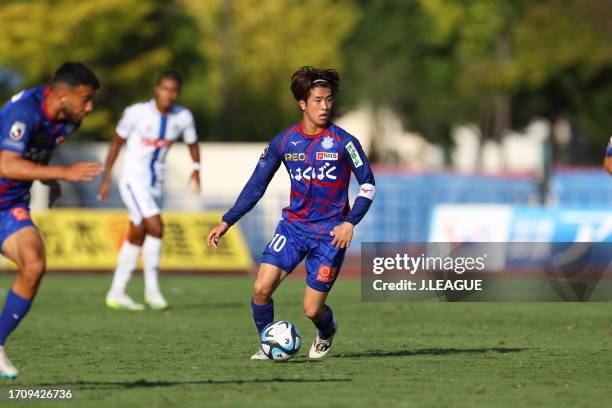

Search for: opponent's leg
xmin=142 ymin=215 xmax=167 ymax=310
xmin=250 ymin=263 xmax=288 ymax=360
xmin=106 ymin=222 xmax=145 ymax=311
xmin=0 ymin=227 xmax=46 ymax=378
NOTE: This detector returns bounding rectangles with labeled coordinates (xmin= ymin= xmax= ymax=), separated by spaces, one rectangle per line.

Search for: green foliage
xmin=0 ymin=0 xmax=172 ymax=140
xmin=0 ymin=0 xmax=611 ymax=155
xmin=180 ymin=0 xmax=358 ymax=140
xmin=344 ymin=0 xmax=612 ymax=150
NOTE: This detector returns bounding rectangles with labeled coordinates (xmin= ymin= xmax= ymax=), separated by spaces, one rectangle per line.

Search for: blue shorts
xmin=0 ymin=207 xmax=35 ymax=254
xmin=261 ymin=221 xmax=346 ymax=292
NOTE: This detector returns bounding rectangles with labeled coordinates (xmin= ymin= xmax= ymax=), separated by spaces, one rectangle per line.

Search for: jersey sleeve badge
xmin=9 ymin=121 xmax=26 ymax=141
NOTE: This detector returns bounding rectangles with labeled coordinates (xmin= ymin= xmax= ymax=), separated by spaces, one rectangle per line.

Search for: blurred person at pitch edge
xmin=603 ymin=135 xmax=612 ymax=174
xmin=0 ymin=62 xmax=102 ymax=378
xmin=98 ymin=70 xmax=201 ymax=311
xmin=207 ymin=66 xmax=375 ymax=360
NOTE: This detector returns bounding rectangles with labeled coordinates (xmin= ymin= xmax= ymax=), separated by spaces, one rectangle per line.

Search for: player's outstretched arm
xmin=0 ymin=150 xmax=101 ymax=182
xmin=207 ymin=221 xmax=230 ymax=249
xmin=97 ymin=135 xmax=126 ymax=201
xmin=221 ymin=141 xmax=282 ymax=226
xmin=187 ymin=142 xmax=201 ymax=194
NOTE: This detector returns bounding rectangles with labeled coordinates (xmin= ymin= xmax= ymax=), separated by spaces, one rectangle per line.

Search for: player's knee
xmin=146 ymin=223 xmax=163 ymax=238
xmin=128 ymin=235 xmax=145 ymax=246
xmin=20 ymin=257 xmax=46 ymax=286
xmin=303 ymin=303 xmax=323 ymax=321
xmin=253 ymin=282 xmax=273 ymax=304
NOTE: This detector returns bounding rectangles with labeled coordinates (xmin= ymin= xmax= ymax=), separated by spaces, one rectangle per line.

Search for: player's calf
xmin=307 ymin=305 xmax=337 ymax=359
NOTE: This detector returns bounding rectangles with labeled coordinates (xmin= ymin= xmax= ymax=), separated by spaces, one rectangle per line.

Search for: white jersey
xmin=117 ymin=100 xmax=197 ymax=196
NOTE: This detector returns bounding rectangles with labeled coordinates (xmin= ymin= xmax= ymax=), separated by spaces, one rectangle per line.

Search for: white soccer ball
xmin=260 ymin=320 xmax=301 ymax=361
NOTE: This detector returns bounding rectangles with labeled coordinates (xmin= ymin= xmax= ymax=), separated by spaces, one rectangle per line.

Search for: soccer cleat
xmin=105 ymin=292 xmax=145 ymax=311
xmin=250 ymin=349 xmax=269 ymax=360
xmin=144 ymin=291 xmax=169 ymax=310
xmin=308 ymin=319 xmax=338 ymax=359
xmin=0 ymin=346 xmax=18 ymax=379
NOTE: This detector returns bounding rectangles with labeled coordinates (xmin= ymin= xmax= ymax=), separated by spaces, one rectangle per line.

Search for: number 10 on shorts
xmin=269 ymin=234 xmax=287 ymax=252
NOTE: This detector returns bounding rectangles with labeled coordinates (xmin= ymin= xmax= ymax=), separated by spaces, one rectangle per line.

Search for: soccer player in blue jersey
xmin=207 ymin=66 xmax=376 ymax=360
xmin=0 ymin=62 xmax=102 ymax=378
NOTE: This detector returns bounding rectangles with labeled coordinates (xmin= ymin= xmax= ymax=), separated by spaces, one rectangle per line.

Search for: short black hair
xmin=53 ymin=62 xmax=100 ymax=89
xmin=290 ymin=66 xmax=340 ymax=101
xmin=157 ymin=70 xmax=183 ymax=87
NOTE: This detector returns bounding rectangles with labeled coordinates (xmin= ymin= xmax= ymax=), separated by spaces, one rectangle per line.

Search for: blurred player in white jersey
xmin=98 ymin=70 xmax=201 ymax=310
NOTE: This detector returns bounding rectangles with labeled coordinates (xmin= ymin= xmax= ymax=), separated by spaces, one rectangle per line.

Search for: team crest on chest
xmin=321 ymin=135 xmax=334 ymax=149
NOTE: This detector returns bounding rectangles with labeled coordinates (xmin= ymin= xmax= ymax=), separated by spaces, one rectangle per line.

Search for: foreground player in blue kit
xmin=207 ymin=66 xmax=375 ymax=359
xmin=0 ymin=63 xmax=102 ymax=378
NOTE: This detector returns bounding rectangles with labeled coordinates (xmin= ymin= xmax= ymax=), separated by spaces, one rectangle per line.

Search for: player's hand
xmin=189 ymin=170 xmax=201 ymax=194
xmin=97 ymin=178 xmax=111 ymax=202
xmin=62 ymin=162 xmax=102 ymax=182
xmin=207 ymin=222 xmax=230 ymax=249
xmin=41 ymin=180 xmax=61 ymax=208
xmin=330 ymin=222 xmax=354 ymax=249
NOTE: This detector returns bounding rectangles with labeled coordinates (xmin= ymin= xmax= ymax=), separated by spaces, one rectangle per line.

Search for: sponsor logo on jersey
xmin=290 ymin=140 xmax=302 ymax=146
xmin=9 ymin=121 xmax=26 ymax=141
xmin=321 ymin=135 xmax=334 ymax=149
xmin=316 ymin=152 xmax=338 ymax=161
xmin=285 ymin=152 xmax=306 ymax=161
xmin=289 ymin=163 xmax=337 ymax=181
xmin=316 ymin=265 xmax=337 ymax=283
xmin=345 ymin=141 xmax=363 ymax=168
xmin=141 ymin=138 xmax=173 ymax=148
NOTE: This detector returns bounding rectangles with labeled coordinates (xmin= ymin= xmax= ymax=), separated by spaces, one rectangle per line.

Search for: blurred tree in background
xmin=0 ymin=0 xmax=611 ymax=162
xmin=344 ymin=0 xmax=612 ymax=162
xmin=179 ymin=0 xmax=357 ymax=140
xmin=0 ymin=0 xmax=176 ymax=139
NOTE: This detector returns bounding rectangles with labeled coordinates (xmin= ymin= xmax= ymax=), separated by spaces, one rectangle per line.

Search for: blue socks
xmin=314 ymin=305 xmax=335 ymax=340
xmin=251 ymin=299 xmax=335 ymax=340
xmin=251 ymin=298 xmax=274 ymax=335
xmin=0 ymin=289 xmax=32 ymax=346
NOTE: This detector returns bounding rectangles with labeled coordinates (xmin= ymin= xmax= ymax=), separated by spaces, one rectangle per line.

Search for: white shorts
xmin=118 ymin=179 xmax=162 ymax=225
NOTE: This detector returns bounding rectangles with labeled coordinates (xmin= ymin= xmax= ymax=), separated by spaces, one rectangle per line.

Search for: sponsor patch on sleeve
xmin=357 ymin=183 xmax=376 ymax=201
xmin=345 ymin=141 xmax=363 ymax=168
xmin=9 ymin=121 xmax=26 ymax=141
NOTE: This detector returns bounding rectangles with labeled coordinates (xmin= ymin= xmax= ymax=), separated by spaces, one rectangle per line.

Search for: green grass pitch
xmin=0 ymin=274 xmax=610 ymax=407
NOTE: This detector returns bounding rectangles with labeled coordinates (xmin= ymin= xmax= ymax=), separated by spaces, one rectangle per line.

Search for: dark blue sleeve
xmin=222 ymin=138 xmax=283 ymax=226
xmin=0 ymin=105 xmax=35 ymax=154
xmin=343 ymin=135 xmax=376 ymax=226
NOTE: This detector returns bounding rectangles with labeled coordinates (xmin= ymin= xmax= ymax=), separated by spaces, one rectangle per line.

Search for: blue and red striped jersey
xmin=0 ymin=86 xmax=80 ymax=209
xmin=223 ymin=122 xmax=376 ymax=239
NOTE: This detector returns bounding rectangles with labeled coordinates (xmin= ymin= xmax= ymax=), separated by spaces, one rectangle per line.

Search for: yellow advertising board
xmin=0 ymin=210 xmax=251 ymax=272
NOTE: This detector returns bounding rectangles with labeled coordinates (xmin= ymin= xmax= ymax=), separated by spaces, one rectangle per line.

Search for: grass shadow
xmin=32 ymin=377 xmax=351 ymax=391
xmin=333 ymin=347 xmax=527 ymax=359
